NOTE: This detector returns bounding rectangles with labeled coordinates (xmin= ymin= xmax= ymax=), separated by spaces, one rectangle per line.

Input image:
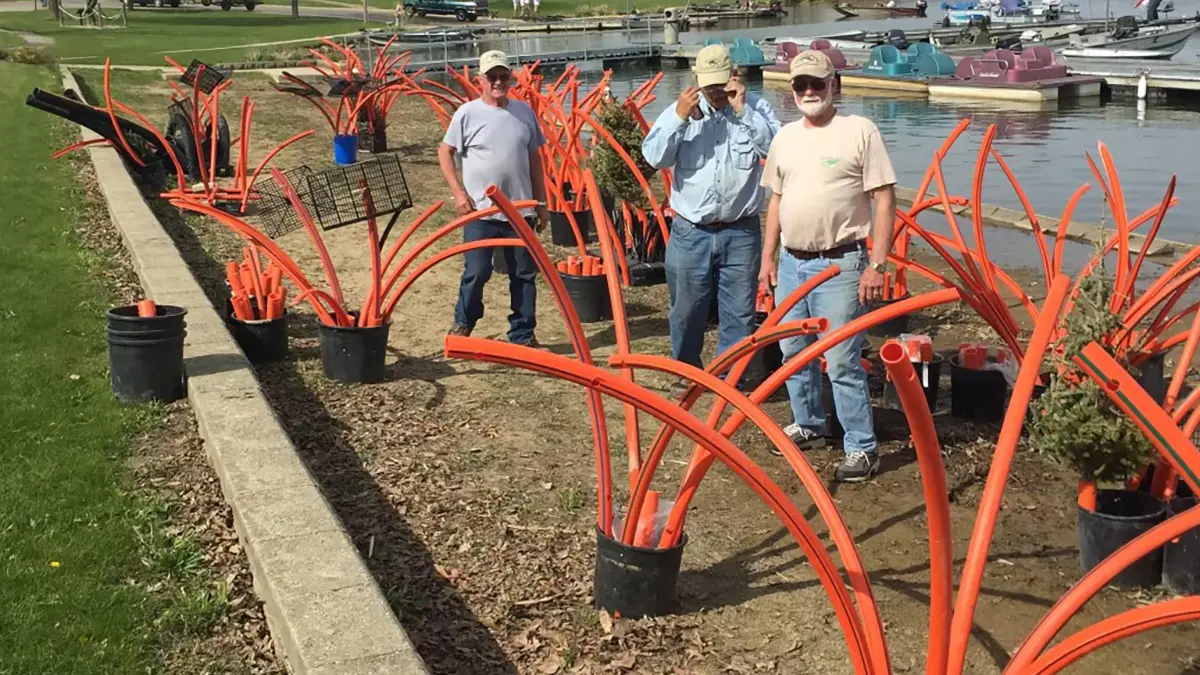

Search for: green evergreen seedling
xmin=590 ymin=97 xmax=653 ymax=209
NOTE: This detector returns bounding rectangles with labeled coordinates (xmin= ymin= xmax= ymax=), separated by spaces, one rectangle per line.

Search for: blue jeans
xmin=665 ymin=215 xmax=761 ymax=371
xmin=453 ymin=218 xmax=537 ymax=345
xmin=777 ymin=248 xmax=877 ymax=454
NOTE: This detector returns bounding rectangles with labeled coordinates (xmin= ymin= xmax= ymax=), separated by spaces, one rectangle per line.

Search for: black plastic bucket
xmin=562 ymin=273 xmax=611 ymax=324
xmin=1163 ymin=496 xmax=1200 ymax=594
xmin=1077 ymin=489 xmax=1166 ymax=588
xmin=628 ymin=261 xmax=666 ymax=287
xmin=223 ymin=299 xmax=288 ymax=363
xmin=884 ymin=353 xmax=943 ymax=412
xmin=318 ymin=321 xmax=391 ymax=384
xmin=593 ymin=528 xmax=687 ymax=618
xmin=550 ymin=209 xmax=594 ymax=246
xmin=866 ymin=294 xmax=911 ymax=338
xmin=1135 ymin=352 xmax=1167 ymax=404
xmin=106 ymin=304 xmax=187 ymax=403
xmin=949 ymin=355 xmax=1008 ymax=423
xmin=754 ymin=311 xmax=783 ymax=375
xmin=821 ymin=374 xmax=843 ymax=439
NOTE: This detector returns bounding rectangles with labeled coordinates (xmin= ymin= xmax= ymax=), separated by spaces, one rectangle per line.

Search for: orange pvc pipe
xmin=272 ymin=168 xmax=345 ymax=311
xmin=488 ymin=186 xmax=616 ymax=536
xmin=443 ymin=337 xmax=873 ymax=675
xmin=1052 ymin=184 xmax=1092 ymax=277
xmin=387 ymin=239 xmax=523 ymax=308
xmin=880 ymin=341 xmax=952 ymax=675
xmin=239 ymin=129 xmax=315 ymax=213
xmin=1125 ymin=175 xmax=1175 ymax=314
xmin=1022 ymin=596 xmax=1200 ymax=675
xmin=946 ymin=274 xmax=1071 ymax=675
xmin=989 ymin=149 xmax=1053 ymax=289
xmin=580 ymin=112 xmax=669 ymax=245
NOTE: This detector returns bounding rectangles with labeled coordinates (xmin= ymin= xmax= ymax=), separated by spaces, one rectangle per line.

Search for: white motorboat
xmin=1059 ymin=19 xmax=1197 ymax=59
xmin=939 ymin=0 xmax=1081 ymax=27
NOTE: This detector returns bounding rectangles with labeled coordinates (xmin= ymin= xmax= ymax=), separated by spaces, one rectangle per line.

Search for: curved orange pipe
xmin=1024 ymin=598 xmax=1200 ymax=675
xmin=989 ymin=149 xmax=1052 ymax=289
xmin=580 ymin=112 xmax=670 ymax=245
xmin=1125 ymin=175 xmax=1176 ymax=314
xmin=946 ymin=274 xmax=1072 ymax=675
xmin=239 ymin=129 xmax=315 ymax=212
xmin=880 ymin=341 xmax=952 ymax=675
xmin=272 ymin=167 xmax=345 ymax=311
xmin=488 ymin=187 xmax=616 ymax=536
xmin=387 ymin=238 xmax=523 ymax=309
xmin=443 ymin=336 xmax=874 ymax=675
xmin=1053 ymin=184 xmax=1092 ymax=277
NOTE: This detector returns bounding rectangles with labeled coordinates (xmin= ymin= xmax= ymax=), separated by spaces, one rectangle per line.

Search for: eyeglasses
xmin=486 ymin=71 xmax=511 ymax=84
xmin=791 ymin=76 xmax=829 ymax=93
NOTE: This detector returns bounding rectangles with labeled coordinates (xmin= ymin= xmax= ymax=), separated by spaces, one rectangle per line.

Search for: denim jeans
xmin=453 ymin=217 xmax=537 ymax=345
xmin=777 ymin=248 xmax=877 ymax=454
xmin=665 ymin=215 xmax=762 ymax=371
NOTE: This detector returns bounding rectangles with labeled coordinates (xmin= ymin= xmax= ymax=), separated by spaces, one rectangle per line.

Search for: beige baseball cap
xmin=479 ymin=50 xmax=510 ymax=74
xmin=790 ymin=50 xmax=835 ymax=80
xmin=693 ymin=43 xmax=732 ymax=88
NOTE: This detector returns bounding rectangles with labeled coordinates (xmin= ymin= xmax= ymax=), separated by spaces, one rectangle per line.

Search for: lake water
xmin=409 ymin=0 xmax=1200 ymax=263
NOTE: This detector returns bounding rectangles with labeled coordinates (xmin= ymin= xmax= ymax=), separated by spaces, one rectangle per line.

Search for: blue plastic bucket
xmin=333 ymin=134 xmax=358 ymax=165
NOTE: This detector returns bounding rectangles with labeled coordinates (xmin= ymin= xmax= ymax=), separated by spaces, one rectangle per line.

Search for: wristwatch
xmin=870 ymin=261 xmax=887 ymax=273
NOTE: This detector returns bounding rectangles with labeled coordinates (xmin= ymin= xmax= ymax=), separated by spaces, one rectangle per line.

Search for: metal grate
xmin=303 ymin=153 xmax=413 ymax=231
xmin=254 ymin=166 xmax=319 ymax=239
xmin=180 ymin=60 xmax=227 ymax=95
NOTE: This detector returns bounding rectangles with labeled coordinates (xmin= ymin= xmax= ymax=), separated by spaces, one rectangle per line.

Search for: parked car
xmin=199 ymin=0 xmax=258 ymax=10
xmin=404 ymin=0 xmax=488 ymax=22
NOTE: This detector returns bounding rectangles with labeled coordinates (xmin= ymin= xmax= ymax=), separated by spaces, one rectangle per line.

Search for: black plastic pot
xmin=884 ymin=353 xmax=943 ymax=412
xmin=593 ymin=528 xmax=687 ymax=618
xmin=549 ymin=209 xmax=595 ymax=246
xmin=1078 ymin=489 xmax=1166 ymax=588
xmin=1136 ymin=352 xmax=1167 ymax=404
xmin=106 ymin=304 xmax=187 ymax=403
xmin=223 ymin=299 xmax=288 ymax=363
xmin=821 ymin=373 xmax=843 ymax=439
xmin=866 ymin=294 xmax=912 ymax=338
xmin=318 ymin=321 xmax=391 ymax=384
xmin=562 ymin=272 xmax=611 ymax=323
xmin=628 ymin=261 xmax=666 ymax=287
xmin=1163 ymin=496 xmax=1200 ymax=594
xmin=754 ymin=311 xmax=783 ymax=376
xmin=949 ymin=355 xmax=1008 ymax=423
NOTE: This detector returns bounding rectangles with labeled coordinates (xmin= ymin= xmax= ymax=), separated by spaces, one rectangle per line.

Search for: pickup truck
xmin=403 ymin=0 xmax=488 ymax=21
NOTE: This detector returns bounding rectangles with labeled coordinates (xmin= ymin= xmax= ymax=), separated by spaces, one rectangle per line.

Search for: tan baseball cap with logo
xmin=693 ymin=43 xmax=733 ymax=88
xmin=790 ymin=50 xmax=835 ymax=80
xmin=479 ymin=50 xmax=511 ymax=74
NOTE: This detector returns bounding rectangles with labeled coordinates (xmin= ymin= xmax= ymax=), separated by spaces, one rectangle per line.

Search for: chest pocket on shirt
xmin=678 ymin=136 xmax=706 ymax=171
xmin=732 ymin=129 xmax=757 ymax=170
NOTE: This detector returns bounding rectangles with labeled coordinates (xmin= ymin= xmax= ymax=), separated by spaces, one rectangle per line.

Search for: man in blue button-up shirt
xmin=642 ymin=44 xmax=781 ymax=395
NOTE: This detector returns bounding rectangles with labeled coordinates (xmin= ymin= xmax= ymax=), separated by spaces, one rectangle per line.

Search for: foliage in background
xmin=1029 ymin=259 xmax=1153 ymax=484
xmin=590 ymin=97 xmax=653 ymax=209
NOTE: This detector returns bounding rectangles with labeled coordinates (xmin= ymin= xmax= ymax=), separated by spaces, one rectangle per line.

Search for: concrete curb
xmin=58 ymin=66 xmax=430 ymax=675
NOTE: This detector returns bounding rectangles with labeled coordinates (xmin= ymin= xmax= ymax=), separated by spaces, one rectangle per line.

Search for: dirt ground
xmin=91 ymin=69 xmax=1200 ymax=675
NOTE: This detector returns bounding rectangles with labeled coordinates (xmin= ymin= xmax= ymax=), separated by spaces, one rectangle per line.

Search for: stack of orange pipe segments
xmin=556 ymin=254 xmax=606 ymax=277
xmin=226 ymin=246 xmax=286 ymax=322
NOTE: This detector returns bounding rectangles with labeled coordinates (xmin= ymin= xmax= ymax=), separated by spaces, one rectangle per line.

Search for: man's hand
xmin=859 ymin=265 xmax=885 ymax=305
xmin=535 ymin=205 xmax=549 ymax=233
xmin=675 ymin=86 xmax=700 ymax=122
xmin=759 ymin=256 xmax=777 ymax=292
xmin=725 ymin=76 xmax=747 ymax=115
xmin=454 ymin=191 xmax=475 ymax=216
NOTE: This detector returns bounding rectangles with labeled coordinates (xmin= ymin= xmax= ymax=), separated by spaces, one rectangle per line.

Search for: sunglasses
xmin=485 ymin=71 xmax=511 ymax=84
xmin=791 ymin=76 xmax=829 ymax=93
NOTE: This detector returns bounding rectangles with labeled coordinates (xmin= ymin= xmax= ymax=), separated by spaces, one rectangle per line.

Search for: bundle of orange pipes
xmin=958 ymin=343 xmax=1009 ymax=369
xmin=756 ymin=287 xmax=775 ymax=314
xmin=227 ymin=246 xmax=286 ymax=322
xmin=899 ymin=334 xmax=934 ymax=363
xmin=556 ymin=254 xmax=605 ymax=277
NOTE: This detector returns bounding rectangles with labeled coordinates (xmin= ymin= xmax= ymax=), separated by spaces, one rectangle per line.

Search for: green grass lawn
xmin=0 ymin=10 xmax=383 ymax=64
xmin=0 ymin=30 xmax=25 ymax=48
xmin=0 ymin=60 xmax=224 ymax=674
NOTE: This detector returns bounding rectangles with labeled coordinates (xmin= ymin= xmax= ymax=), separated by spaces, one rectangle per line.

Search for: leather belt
xmin=785 ymin=240 xmax=866 ymax=261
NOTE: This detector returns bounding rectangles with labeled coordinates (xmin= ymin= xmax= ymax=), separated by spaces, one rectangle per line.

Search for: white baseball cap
xmin=479 ymin=50 xmax=510 ymax=74
xmin=693 ymin=44 xmax=732 ymax=88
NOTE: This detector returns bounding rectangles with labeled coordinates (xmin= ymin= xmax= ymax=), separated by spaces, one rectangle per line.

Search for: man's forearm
xmin=763 ymin=193 xmax=782 ymax=260
xmin=870 ymin=185 xmax=896 ymax=266
xmin=438 ymin=146 xmax=467 ymax=197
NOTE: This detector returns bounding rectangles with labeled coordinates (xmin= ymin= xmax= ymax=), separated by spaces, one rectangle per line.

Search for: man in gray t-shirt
xmin=439 ymin=50 xmax=548 ymax=347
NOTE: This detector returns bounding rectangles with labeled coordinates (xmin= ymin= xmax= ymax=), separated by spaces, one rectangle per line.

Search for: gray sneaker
xmin=834 ymin=451 xmax=880 ymax=483
xmin=777 ymin=423 xmax=826 ymax=454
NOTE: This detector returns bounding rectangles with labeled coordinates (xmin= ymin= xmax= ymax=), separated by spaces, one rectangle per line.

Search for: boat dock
xmin=1062 ymin=58 xmax=1200 ymax=94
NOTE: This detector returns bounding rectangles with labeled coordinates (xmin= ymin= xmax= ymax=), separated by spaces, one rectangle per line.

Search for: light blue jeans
xmin=777 ymin=248 xmax=877 ymax=454
xmin=665 ymin=215 xmax=762 ymax=371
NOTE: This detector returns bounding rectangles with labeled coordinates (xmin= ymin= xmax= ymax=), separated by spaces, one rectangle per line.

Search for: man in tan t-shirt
xmin=759 ymin=50 xmax=897 ymax=483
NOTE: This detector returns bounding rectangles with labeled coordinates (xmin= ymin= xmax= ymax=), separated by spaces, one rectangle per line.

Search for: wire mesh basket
xmin=254 ymin=166 xmax=320 ymax=239
xmin=180 ymin=60 xmax=228 ymax=95
xmin=304 ymin=153 xmax=413 ymax=231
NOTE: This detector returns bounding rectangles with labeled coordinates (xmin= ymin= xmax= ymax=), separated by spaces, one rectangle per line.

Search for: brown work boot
xmin=447 ymin=324 xmax=472 ymax=337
